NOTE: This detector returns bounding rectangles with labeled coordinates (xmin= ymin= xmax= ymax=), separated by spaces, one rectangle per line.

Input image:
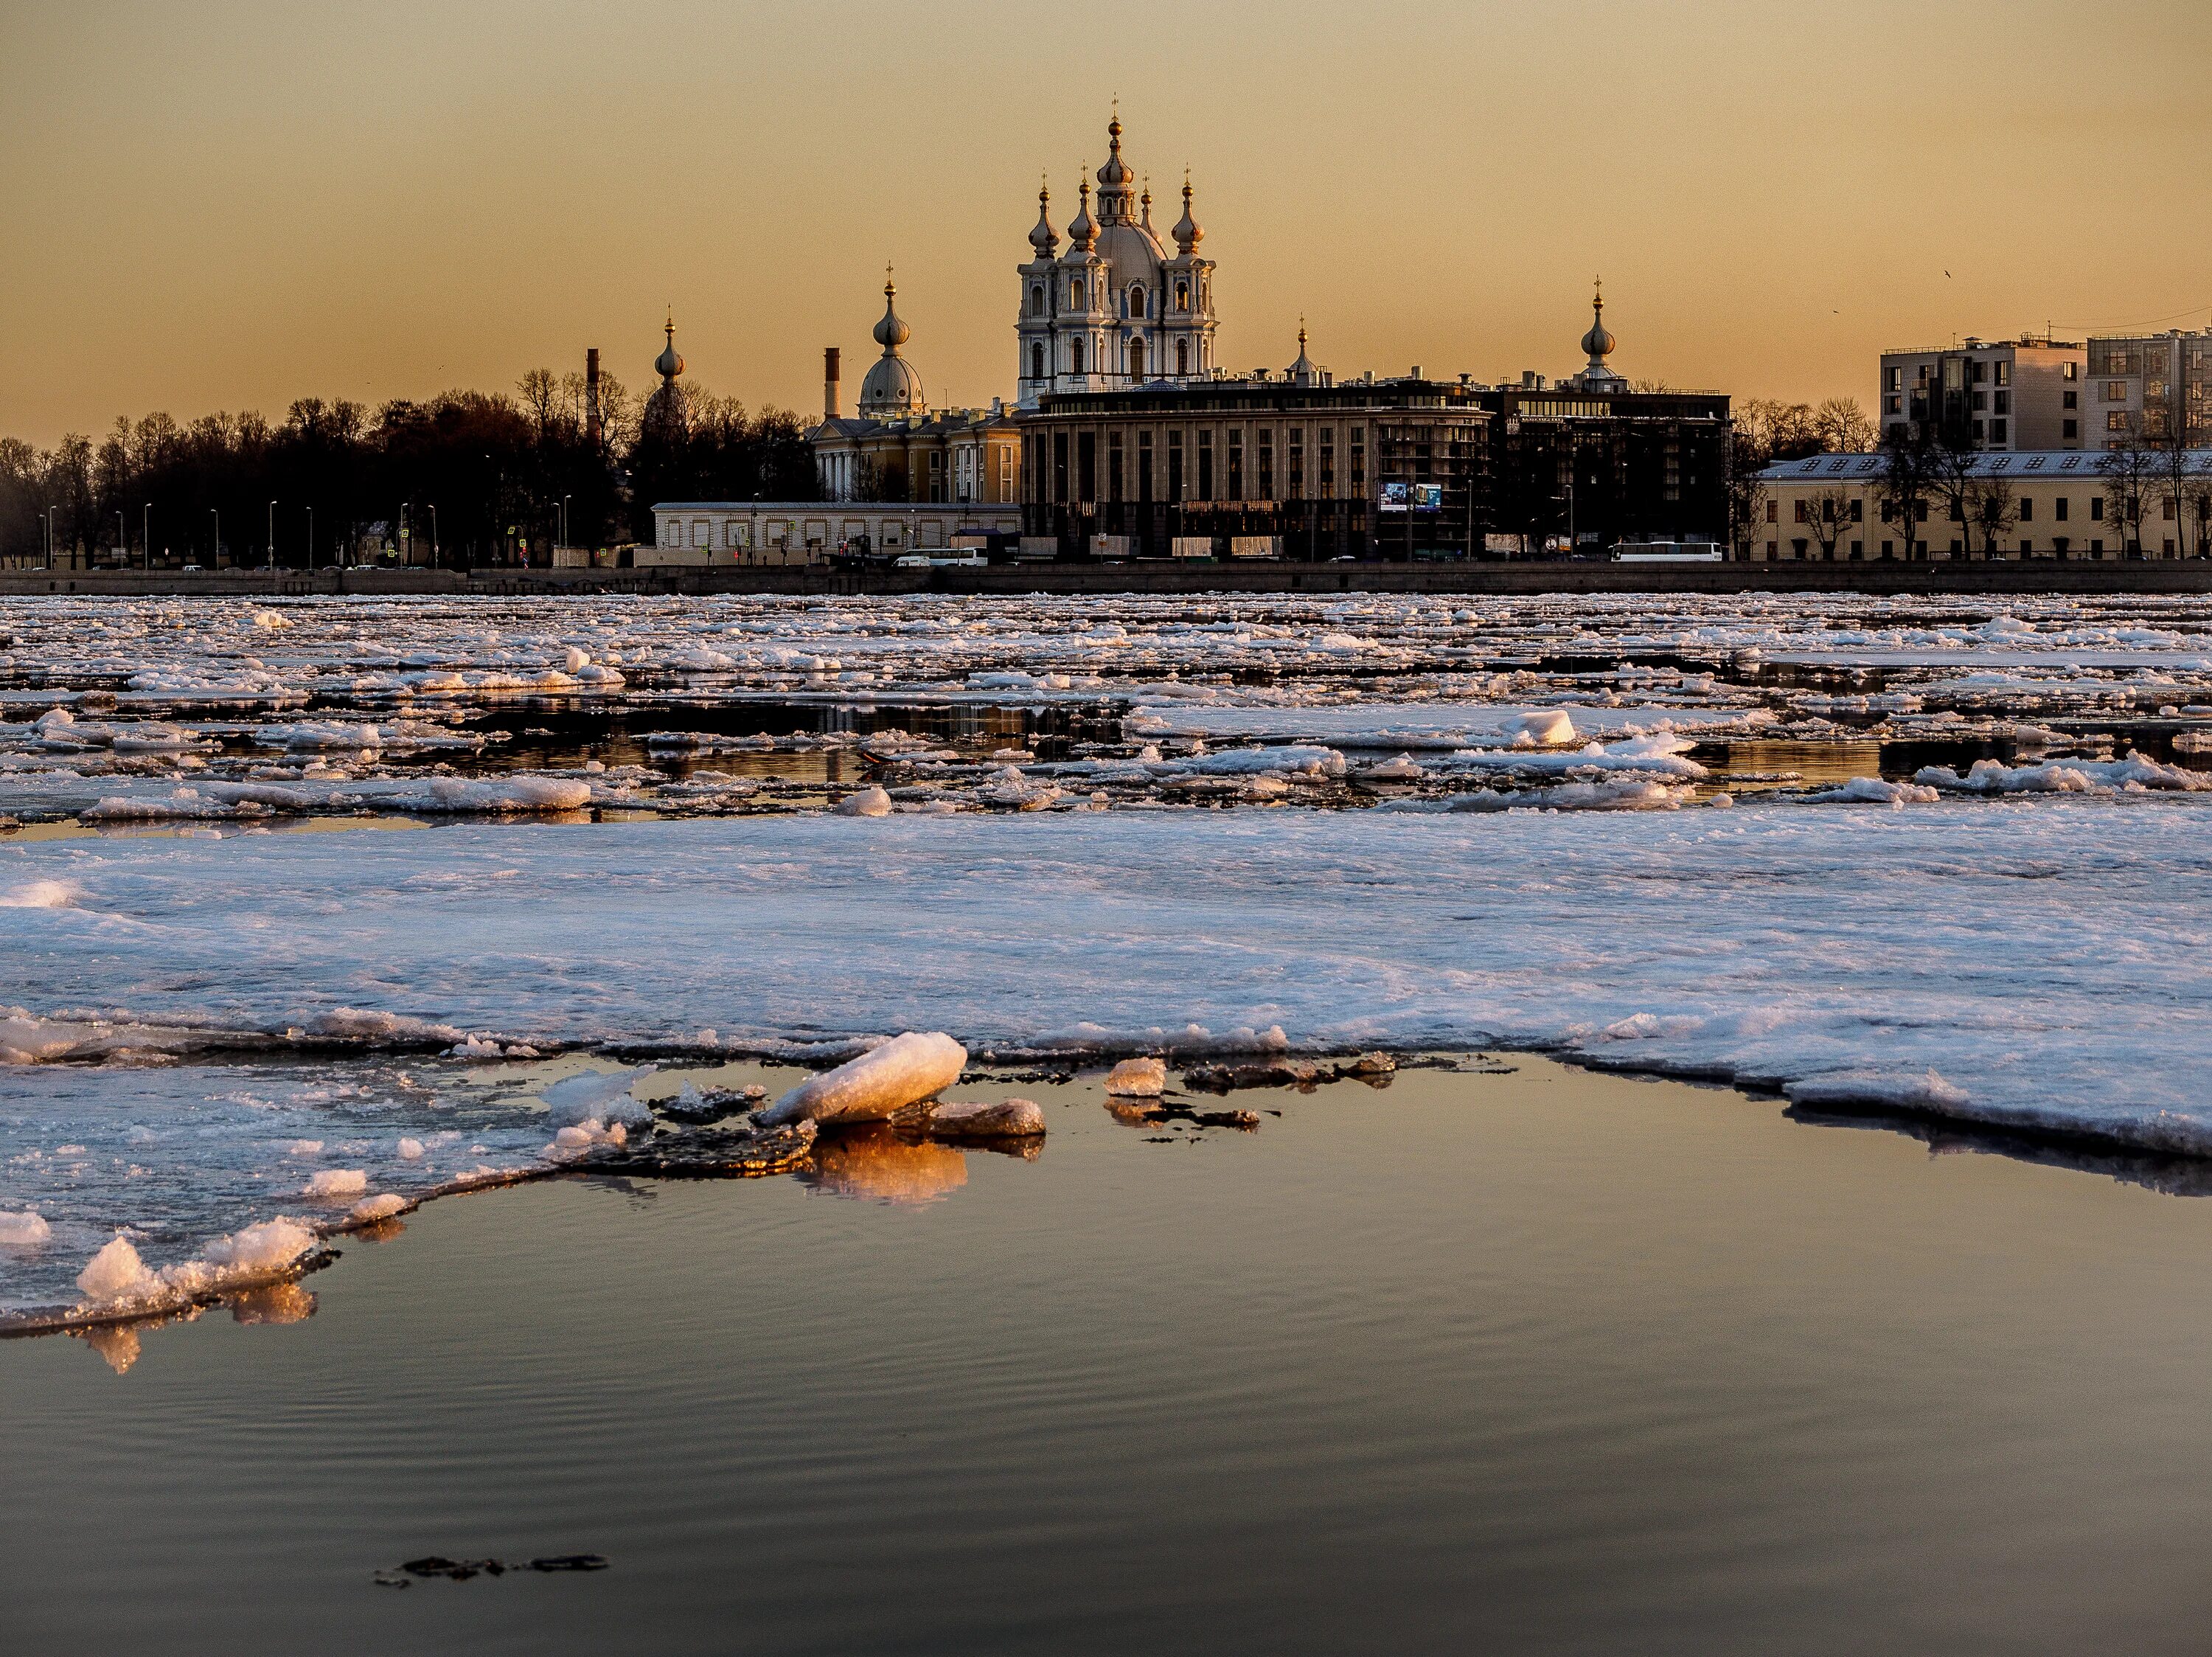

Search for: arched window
xmin=1071 ymin=278 xmax=1085 ymax=310
xmin=1176 ymin=339 xmax=1190 ymax=376
xmin=1130 ymin=285 xmax=1147 ymax=319
xmin=1031 ymin=343 xmax=1046 ymax=381
xmin=1175 ymin=281 xmax=1190 ymax=313
xmin=1127 ymin=337 xmax=1146 ymax=380
xmin=1029 ymin=283 xmax=1043 ymax=317
xmin=1071 ymin=338 xmax=1086 ymax=375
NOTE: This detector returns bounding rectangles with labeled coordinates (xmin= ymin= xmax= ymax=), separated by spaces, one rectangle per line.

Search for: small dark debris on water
xmin=381 ymin=1554 xmax=609 ymax=1585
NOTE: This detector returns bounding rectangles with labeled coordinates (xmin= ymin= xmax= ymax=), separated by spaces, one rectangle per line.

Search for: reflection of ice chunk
xmin=1787 ymin=1069 xmax=1970 ymax=1112
xmin=1105 ymin=1057 xmax=1167 ymax=1097
xmin=0 ymin=1208 xmax=52 ymax=1246
xmin=761 ymin=1031 xmax=967 ymax=1126
xmin=805 ymin=1125 xmax=968 ymax=1203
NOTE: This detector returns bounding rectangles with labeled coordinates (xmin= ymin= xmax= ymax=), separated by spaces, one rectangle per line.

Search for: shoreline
xmin=11 ymin=1039 xmax=2212 ymax=1345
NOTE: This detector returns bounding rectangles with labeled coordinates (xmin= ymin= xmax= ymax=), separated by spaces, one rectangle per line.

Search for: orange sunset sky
xmin=3 ymin=0 xmax=2208 ymax=447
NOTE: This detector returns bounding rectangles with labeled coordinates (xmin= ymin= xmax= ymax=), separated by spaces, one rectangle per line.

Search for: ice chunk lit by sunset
xmin=761 ymin=1032 xmax=967 ymax=1127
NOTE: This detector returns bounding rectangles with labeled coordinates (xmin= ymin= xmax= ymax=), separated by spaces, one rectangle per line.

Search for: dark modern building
xmin=1018 ymin=298 xmax=1731 ymax=560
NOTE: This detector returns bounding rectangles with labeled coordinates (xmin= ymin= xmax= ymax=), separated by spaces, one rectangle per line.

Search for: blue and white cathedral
xmin=1016 ymin=116 xmax=1218 ymax=406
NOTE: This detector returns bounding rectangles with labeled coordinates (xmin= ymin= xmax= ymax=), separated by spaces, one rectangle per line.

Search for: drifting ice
xmin=761 ymin=1031 xmax=968 ymax=1126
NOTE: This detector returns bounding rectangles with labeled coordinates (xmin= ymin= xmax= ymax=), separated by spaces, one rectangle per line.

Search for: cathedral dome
xmin=1579 ymin=281 xmax=1615 ymax=366
xmin=1097 ymin=116 xmax=1133 ymax=188
xmin=653 ymin=316 xmax=684 ymax=381
xmin=873 ymin=277 xmax=911 ymax=350
xmin=859 ymin=275 xmax=924 ymax=417
xmin=1029 ymin=178 xmax=1058 ymax=256
xmin=1171 ymin=178 xmax=1203 ymax=253
xmin=1062 ymin=178 xmax=1098 ymax=259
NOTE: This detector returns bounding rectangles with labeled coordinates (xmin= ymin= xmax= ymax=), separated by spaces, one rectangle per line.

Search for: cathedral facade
xmin=1016 ymin=117 xmax=1217 ymax=406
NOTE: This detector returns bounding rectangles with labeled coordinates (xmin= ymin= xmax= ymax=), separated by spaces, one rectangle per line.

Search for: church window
xmin=1070 ymin=338 xmax=1085 ymax=375
xmin=1031 ymin=344 xmax=1046 ymax=382
xmin=1176 ymin=339 xmax=1190 ymax=376
xmin=1228 ymin=429 xmax=1244 ymax=499
xmin=1032 ymin=284 xmax=1046 ymax=316
xmin=1175 ymin=282 xmax=1189 ymax=313
xmin=1197 ymin=431 xmax=1214 ymax=501
xmin=1130 ymin=285 xmax=1147 ymax=319
xmin=1071 ymin=279 xmax=1085 ymax=309
xmin=1127 ymin=337 xmax=1145 ymax=380
xmin=1109 ymin=432 xmax=1124 ymax=502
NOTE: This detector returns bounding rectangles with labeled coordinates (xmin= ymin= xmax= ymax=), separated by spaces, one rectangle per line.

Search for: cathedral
xmin=1017 ymin=116 xmax=1218 ymax=406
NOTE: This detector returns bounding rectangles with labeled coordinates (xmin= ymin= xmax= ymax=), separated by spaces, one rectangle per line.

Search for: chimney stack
xmin=585 ymin=347 xmax=602 ymax=448
xmin=824 ymin=347 xmax=841 ymax=420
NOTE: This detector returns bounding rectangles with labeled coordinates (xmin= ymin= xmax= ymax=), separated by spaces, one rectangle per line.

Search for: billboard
xmin=1379 ymin=482 xmax=1444 ymax=513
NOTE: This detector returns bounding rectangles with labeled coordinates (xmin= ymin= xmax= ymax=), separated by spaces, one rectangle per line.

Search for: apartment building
xmin=2084 ymin=330 xmax=2212 ymax=449
xmin=1878 ymin=336 xmax=2087 ymax=451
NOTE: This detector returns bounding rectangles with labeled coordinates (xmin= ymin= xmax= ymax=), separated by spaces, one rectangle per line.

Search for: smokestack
xmin=585 ymin=347 xmax=602 ymax=448
xmin=824 ymin=347 xmax=841 ymax=420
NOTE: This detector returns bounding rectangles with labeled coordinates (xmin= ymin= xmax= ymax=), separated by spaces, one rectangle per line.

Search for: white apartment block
xmin=2085 ymin=331 xmax=2212 ymax=449
xmin=1878 ymin=336 xmax=2087 ymax=452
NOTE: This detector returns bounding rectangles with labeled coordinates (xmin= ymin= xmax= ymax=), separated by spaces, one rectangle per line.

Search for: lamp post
xmin=142 ymin=503 xmax=150 ymax=572
xmin=116 ymin=509 xmax=125 ymax=568
xmin=399 ymin=501 xmax=410 ymax=567
xmin=268 ymin=499 xmax=278 ymax=573
xmin=428 ymin=504 xmax=439 ymax=569
xmin=560 ymin=494 xmax=571 ymax=557
xmin=306 ymin=505 xmax=314 ymax=571
xmin=210 ymin=507 xmax=220 ymax=567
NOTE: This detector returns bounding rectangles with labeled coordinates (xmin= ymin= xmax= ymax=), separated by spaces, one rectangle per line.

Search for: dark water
xmin=8 ymin=1055 xmax=2212 ymax=1655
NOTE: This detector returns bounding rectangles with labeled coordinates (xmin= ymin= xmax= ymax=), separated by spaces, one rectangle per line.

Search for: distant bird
xmin=1944 ymin=270 xmax=1952 ymax=278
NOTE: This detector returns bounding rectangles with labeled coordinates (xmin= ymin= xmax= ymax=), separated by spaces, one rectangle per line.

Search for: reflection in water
xmin=78 ymin=1321 xmax=143 ymax=1375
xmin=228 ymin=1282 xmax=318 ymax=1326
xmin=1785 ymin=1102 xmax=2212 ymax=1198
xmin=801 ymin=1125 xmax=968 ymax=1205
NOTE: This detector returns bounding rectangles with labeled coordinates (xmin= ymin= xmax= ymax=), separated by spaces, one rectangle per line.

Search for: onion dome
xmin=1140 ymin=176 xmax=1153 ymax=229
xmin=654 ymin=316 xmax=684 ymax=381
xmin=1580 ymin=278 xmax=1615 ymax=369
xmin=1029 ymin=176 xmax=1058 ymax=257
xmin=1063 ymin=175 xmax=1097 ymax=255
xmin=872 ymin=271 xmax=910 ymax=350
xmin=1289 ymin=321 xmax=1317 ymax=382
xmin=1172 ymin=176 xmax=1202 ymax=254
xmin=1097 ymin=115 xmax=1133 ymax=189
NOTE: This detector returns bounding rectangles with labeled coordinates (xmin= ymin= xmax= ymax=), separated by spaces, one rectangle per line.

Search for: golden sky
xmin=3 ymin=0 xmax=2208 ymax=445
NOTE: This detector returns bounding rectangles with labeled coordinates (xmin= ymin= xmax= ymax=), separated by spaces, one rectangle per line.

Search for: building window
xmin=2064 ymin=361 xmax=2079 ymax=381
xmin=1885 ymin=366 xmax=1902 ymax=392
xmin=1167 ymin=431 xmax=1184 ymax=503
xmin=1176 ymin=339 xmax=1190 ymax=376
xmin=2090 ymin=497 xmax=2104 ymax=521
xmin=1991 ymin=420 xmax=2007 ymax=443
xmin=1052 ymin=432 xmax=1069 ymax=503
xmin=1228 ymin=429 xmax=1244 ymax=499
xmin=999 ymin=448 xmax=1015 ymax=499
xmin=1971 ymin=392 xmax=1986 ymax=412
xmin=726 ymin=521 xmax=741 ymax=547
xmin=2107 ymin=411 xmax=2131 ymax=432
xmin=1320 ymin=428 xmax=1335 ymax=495
xmin=1197 ymin=431 xmax=1214 ymax=501
xmin=1258 ymin=428 xmax=1274 ymax=499
xmin=1029 ymin=283 xmax=1043 ymax=317
xmin=1138 ymin=431 xmax=1153 ymax=501
xmin=1972 ymin=420 xmax=1984 ymax=440
xmin=1071 ymin=279 xmax=1085 ymax=309
xmin=1289 ymin=429 xmax=1304 ymax=498
xmin=1766 ymin=501 xmax=1778 ymax=524
xmin=663 ymin=520 xmax=679 ymax=546
xmin=1031 ymin=344 xmax=1045 ymax=381
xmin=2056 ymin=497 xmax=2069 ymax=521
xmin=1849 ymin=499 xmax=1863 ymax=522
xmin=2020 ymin=497 xmax=2034 ymax=521
xmin=1995 ymin=361 xmax=2010 ymax=386
xmin=691 ymin=520 xmax=709 ymax=547
xmin=1793 ymin=499 xmax=1809 ymax=524
xmin=1175 ymin=281 xmax=1189 ymax=312
xmin=1109 ymin=431 xmax=1124 ymax=502
xmin=2063 ymin=418 xmax=2079 ymax=439
xmin=2064 ymin=390 xmax=2078 ymax=409
xmin=2105 ymin=381 xmax=2128 ymax=401
xmin=1350 ymin=427 xmax=1365 ymax=491
xmin=1127 ymin=337 xmax=1145 ymax=379
xmin=1994 ymin=390 xmax=2009 ymax=414
xmin=1970 ymin=361 xmax=1987 ymax=384
xmin=1885 ymin=395 xmax=1902 ymax=414
xmin=1071 ymin=338 xmax=1085 ymax=375
xmin=1129 ymin=285 xmax=1147 ymax=319
xmin=1077 ymin=431 xmax=1096 ymax=502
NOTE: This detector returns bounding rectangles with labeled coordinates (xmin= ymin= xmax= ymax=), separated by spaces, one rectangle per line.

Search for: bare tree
xmin=1927 ymin=426 xmax=1981 ymax=558
xmin=2098 ymin=437 xmax=2157 ymax=556
xmin=1877 ymin=426 xmax=1938 ymax=560
xmin=1966 ymin=474 xmax=2019 ymax=559
xmin=1812 ymin=397 xmax=1877 ymax=454
xmin=1801 ymin=485 xmax=1857 ymax=559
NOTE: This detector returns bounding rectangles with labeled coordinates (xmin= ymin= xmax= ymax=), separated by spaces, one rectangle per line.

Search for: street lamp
xmin=399 ymin=501 xmax=411 ymax=566
xmin=306 ymin=505 xmax=314 ymax=571
xmin=142 ymin=503 xmax=150 ymax=572
xmin=268 ymin=499 xmax=278 ymax=574
xmin=429 ymin=504 xmax=439 ymax=568
xmin=116 ymin=510 xmax=125 ymax=568
xmin=560 ymin=493 xmax=571 ymax=555
xmin=210 ymin=507 xmax=220 ymax=567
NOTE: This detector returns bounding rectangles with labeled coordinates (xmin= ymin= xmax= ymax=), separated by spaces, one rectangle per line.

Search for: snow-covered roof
xmin=1758 ymin=449 xmax=2212 ymax=482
